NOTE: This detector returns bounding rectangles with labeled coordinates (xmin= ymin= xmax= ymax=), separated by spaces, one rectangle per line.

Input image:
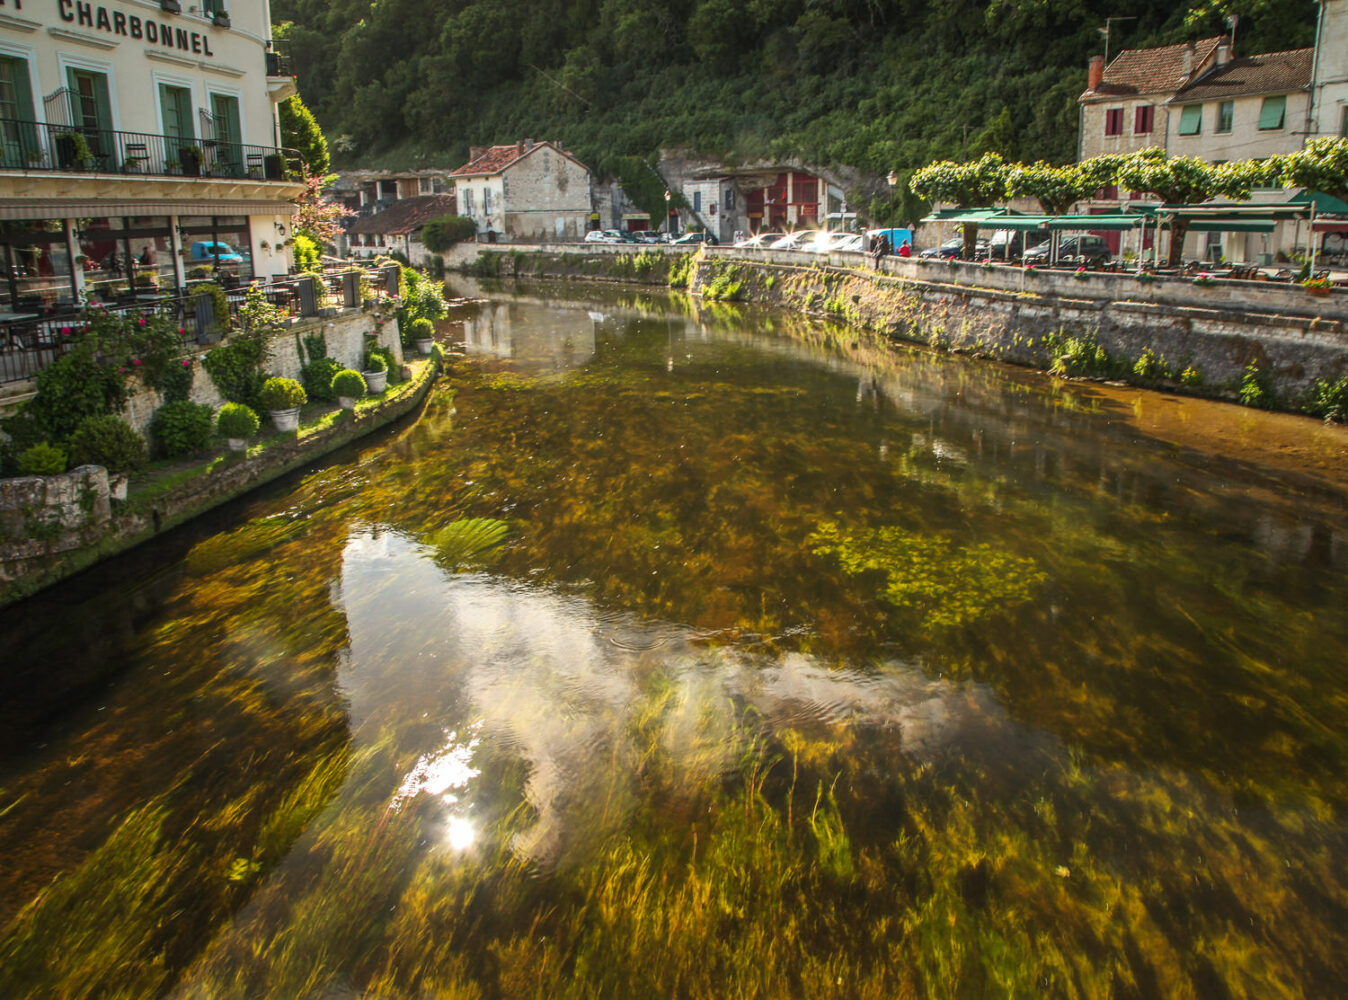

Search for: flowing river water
xmin=2 ymin=278 xmax=1347 ymax=999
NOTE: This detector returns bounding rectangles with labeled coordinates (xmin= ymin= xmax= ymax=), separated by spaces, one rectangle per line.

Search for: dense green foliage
xmin=278 ymin=95 xmax=330 ymax=175
xmin=150 ymin=401 xmax=215 ymax=459
xmin=16 ymin=442 xmax=67 ymax=477
xmin=67 ymin=416 xmax=148 ymax=474
xmin=271 ymin=0 xmax=1314 ymax=180
xmin=419 ymin=215 xmax=479 ymax=253
xmin=259 ymin=377 xmax=308 ymax=411
xmin=216 ymin=403 xmax=262 ymax=440
xmin=330 ymin=369 xmax=368 ymax=400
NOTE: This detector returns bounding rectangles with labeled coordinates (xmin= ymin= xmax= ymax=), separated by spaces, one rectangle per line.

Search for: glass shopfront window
xmin=178 ymin=215 xmax=253 ymax=286
xmin=77 ymin=216 xmax=176 ymax=304
xmin=0 ymin=220 xmax=75 ymax=312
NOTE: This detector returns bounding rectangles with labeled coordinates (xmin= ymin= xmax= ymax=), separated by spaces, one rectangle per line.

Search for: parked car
xmin=671 ymin=231 xmax=718 ymax=246
xmin=803 ymin=231 xmax=864 ymax=253
xmin=768 ymin=230 xmax=819 ymax=251
xmin=919 ymin=236 xmax=987 ymax=260
xmin=191 ymin=240 xmax=244 ymax=264
xmin=633 ymin=230 xmax=666 ymax=243
xmin=734 ymin=232 xmax=784 ymax=248
xmin=584 ymin=229 xmax=637 ymax=244
xmin=1023 ymin=235 xmax=1112 ymax=266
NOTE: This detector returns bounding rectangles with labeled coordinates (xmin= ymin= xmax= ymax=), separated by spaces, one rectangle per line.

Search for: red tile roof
xmin=451 ymin=143 xmax=533 ymax=177
xmin=1084 ymin=36 xmax=1225 ymax=100
xmin=1171 ymin=48 xmax=1313 ymax=103
xmin=347 ymin=194 xmax=458 ymax=236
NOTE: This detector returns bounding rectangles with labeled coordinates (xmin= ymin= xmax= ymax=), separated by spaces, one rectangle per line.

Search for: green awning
xmin=1047 ymin=214 xmax=1146 ymax=231
xmin=978 ymin=214 xmax=1053 ymax=231
xmin=920 ymin=208 xmax=1006 ymax=224
xmin=1183 ymin=218 xmax=1278 ymax=233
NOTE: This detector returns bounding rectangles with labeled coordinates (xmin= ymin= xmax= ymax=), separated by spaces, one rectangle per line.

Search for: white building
xmin=449 ymin=140 xmax=591 ymax=242
xmin=1311 ymin=0 xmax=1348 ymax=138
xmin=0 ymin=0 xmax=303 ymax=310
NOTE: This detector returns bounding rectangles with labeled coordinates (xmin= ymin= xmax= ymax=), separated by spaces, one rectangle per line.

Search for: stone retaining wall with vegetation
xmin=463 ymin=248 xmax=1348 ymax=419
xmin=0 ymin=348 xmax=443 ymax=609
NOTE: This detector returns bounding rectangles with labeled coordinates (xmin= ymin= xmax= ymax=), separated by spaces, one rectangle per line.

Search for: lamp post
xmin=664 ymin=189 xmax=673 ymax=237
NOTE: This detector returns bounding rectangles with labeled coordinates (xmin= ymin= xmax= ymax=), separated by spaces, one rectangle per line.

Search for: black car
xmin=1024 ymin=235 xmax=1112 ymax=266
xmin=919 ymin=236 xmax=988 ymax=260
xmin=671 ymin=232 xmax=718 ymax=246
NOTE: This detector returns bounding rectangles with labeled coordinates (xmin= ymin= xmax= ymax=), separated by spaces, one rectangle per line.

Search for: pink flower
xmin=178 ymin=327 xmax=186 ymax=335
xmin=132 ymin=358 xmax=142 ymax=366
xmin=138 ymin=317 xmax=146 ymax=326
xmin=119 ymin=367 xmax=126 ymax=373
xmin=181 ymin=359 xmax=191 ymax=367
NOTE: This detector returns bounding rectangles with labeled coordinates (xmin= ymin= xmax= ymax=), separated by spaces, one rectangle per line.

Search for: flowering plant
xmin=1302 ymin=275 xmax=1332 ymax=291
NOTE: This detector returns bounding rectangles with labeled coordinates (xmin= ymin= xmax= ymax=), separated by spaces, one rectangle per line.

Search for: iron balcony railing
xmin=0 ymin=119 xmax=301 ymax=181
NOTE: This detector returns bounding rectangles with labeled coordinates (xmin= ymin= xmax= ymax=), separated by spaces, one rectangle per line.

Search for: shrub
xmin=363 ymin=351 xmax=389 ymax=373
xmin=259 ymin=376 xmax=307 ymax=411
xmin=17 ymin=442 xmax=67 ymax=476
xmin=420 ymin=214 xmax=478 ymax=253
xmin=301 ymin=357 xmax=343 ymax=402
xmin=216 ymin=402 xmax=261 ymax=439
xmin=1179 ymin=365 xmax=1203 ymax=386
xmin=366 ymin=345 xmax=398 ymax=382
xmin=67 ymin=415 xmax=147 ymax=473
xmin=408 ymin=317 xmax=434 ymax=341
xmin=1131 ymin=347 xmax=1170 ymax=380
xmin=331 ymin=369 xmax=368 ymax=400
xmin=293 ymin=233 xmax=320 ymax=269
xmin=1304 ymin=375 xmax=1348 ymax=422
xmin=1239 ymin=361 xmax=1274 ymax=410
xmin=151 ymin=401 xmax=213 ymax=458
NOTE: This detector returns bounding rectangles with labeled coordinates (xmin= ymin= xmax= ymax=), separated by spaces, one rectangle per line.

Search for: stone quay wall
xmin=464 ymin=246 xmax=1348 ymax=407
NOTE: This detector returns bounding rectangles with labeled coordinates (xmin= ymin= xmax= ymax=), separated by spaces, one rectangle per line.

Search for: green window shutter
xmin=0 ymin=57 xmax=38 ymax=167
xmin=159 ymin=84 xmax=194 ymax=141
xmin=1257 ymin=95 xmax=1286 ymax=130
xmin=1178 ymin=104 xmax=1202 ymax=135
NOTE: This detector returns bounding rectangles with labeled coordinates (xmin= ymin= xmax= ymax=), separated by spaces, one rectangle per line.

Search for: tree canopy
xmin=270 ymin=0 xmax=1316 ymax=182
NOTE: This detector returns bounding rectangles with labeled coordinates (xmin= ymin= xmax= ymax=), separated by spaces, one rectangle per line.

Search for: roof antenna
xmin=1224 ymin=13 xmax=1238 ymax=55
xmin=1098 ymin=16 xmax=1136 ymax=66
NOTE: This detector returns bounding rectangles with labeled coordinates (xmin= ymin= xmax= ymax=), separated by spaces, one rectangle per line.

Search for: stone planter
xmin=1305 ymin=286 xmax=1331 ymax=297
xmin=416 ymin=338 xmax=434 ymax=356
xmin=227 ymin=437 xmax=248 ymax=452
xmin=109 ymin=473 xmax=129 ymax=501
xmin=363 ymin=369 xmax=388 ymax=394
xmin=337 ymin=396 xmax=357 ymax=411
xmin=270 ymin=407 xmax=301 ymax=432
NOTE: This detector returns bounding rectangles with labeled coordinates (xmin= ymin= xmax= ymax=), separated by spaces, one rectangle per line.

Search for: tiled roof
xmin=1085 ymin=36 xmax=1225 ymax=99
xmin=1170 ymin=48 xmax=1313 ymax=102
xmin=451 ymin=144 xmax=531 ymax=177
xmin=347 ymin=194 xmax=458 ymax=236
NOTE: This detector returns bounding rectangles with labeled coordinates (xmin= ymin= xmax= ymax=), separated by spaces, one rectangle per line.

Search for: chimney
xmin=469 ymin=145 xmax=486 ymax=161
xmin=1088 ymin=55 xmax=1105 ymax=90
xmin=1180 ymin=42 xmax=1195 ymax=82
xmin=524 ymin=138 xmax=535 ymax=150
xmin=516 ymin=141 xmax=525 ymax=156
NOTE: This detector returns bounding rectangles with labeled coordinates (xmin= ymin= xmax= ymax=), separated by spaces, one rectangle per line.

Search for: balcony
xmin=0 ymin=120 xmax=300 ymax=182
xmin=265 ymin=50 xmax=298 ymax=102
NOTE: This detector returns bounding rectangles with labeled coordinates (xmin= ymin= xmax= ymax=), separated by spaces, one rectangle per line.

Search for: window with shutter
xmin=1177 ymin=104 xmax=1202 ymax=135
xmin=1257 ymin=95 xmax=1286 ymax=130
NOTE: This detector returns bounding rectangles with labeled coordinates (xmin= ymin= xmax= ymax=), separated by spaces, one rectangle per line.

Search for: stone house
xmin=346 ymin=194 xmax=458 ymax=266
xmin=450 ymin=140 xmax=591 ymax=242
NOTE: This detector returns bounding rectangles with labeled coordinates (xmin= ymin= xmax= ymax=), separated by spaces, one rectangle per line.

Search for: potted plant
xmin=179 ymin=144 xmax=203 ymax=178
xmin=160 ymin=0 xmax=182 ymax=11
xmin=67 ymin=414 xmax=147 ymax=499
xmin=331 ymin=369 xmax=367 ymax=411
xmin=1303 ymin=276 xmax=1333 ymax=296
xmin=216 ymin=402 xmax=260 ymax=452
xmin=362 ymin=351 xmax=389 ymax=394
xmin=409 ymin=316 xmax=435 ymax=355
xmin=259 ymin=376 xmax=307 ymax=431
xmin=54 ymin=132 xmax=93 ymax=171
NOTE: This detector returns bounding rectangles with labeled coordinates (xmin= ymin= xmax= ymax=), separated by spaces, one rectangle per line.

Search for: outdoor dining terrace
xmin=0 ymin=263 xmax=401 ymax=388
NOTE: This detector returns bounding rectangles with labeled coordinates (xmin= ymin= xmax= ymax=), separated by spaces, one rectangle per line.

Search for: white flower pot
xmin=363 ymin=369 xmax=388 ymax=394
xmin=416 ymin=338 xmax=433 ymax=356
xmin=108 ymin=473 xmax=129 ymax=500
xmin=270 ymin=406 xmax=301 ymax=432
xmin=227 ymin=437 xmax=247 ymax=452
xmin=338 ymin=396 xmax=357 ymax=410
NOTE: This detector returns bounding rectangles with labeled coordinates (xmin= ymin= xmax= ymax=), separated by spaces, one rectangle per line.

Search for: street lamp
xmin=886 ymin=171 xmax=898 ymax=189
xmin=664 ymin=189 xmax=672 ymax=236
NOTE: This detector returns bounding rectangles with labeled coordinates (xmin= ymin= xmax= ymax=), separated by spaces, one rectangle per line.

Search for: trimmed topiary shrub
xmin=331 ymin=369 xmax=367 ymax=400
xmin=363 ymin=351 xmax=388 ymax=373
xmin=301 ymin=356 xmax=343 ymax=402
xmin=408 ymin=317 xmax=434 ymax=342
xmin=216 ymin=402 xmax=260 ymax=439
xmin=150 ymin=400 xmax=213 ymax=458
xmin=17 ymin=442 xmax=68 ymax=476
xmin=259 ymin=376 xmax=307 ymax=411
xmin=67 ymin=415 xmax=147 ymax=473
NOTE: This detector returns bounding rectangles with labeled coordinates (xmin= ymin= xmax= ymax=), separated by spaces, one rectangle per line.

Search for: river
xmin=1 ymin=278 xmax=1346 ymax=998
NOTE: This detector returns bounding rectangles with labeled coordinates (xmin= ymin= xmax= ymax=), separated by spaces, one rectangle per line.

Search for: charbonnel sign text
xmin=57 ymin=1 xmax=216 ymax=57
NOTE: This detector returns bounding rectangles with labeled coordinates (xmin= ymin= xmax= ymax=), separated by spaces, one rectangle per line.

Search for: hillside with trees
xmin=272 ymin=0 xmax=1315 ymax=195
